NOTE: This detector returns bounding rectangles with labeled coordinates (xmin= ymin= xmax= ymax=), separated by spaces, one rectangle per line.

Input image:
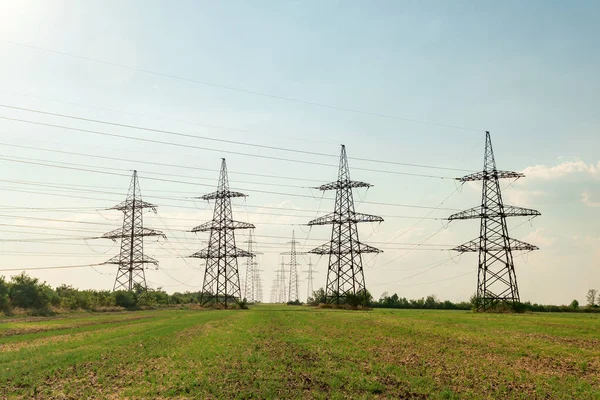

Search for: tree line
xmin=308 ymin=288 xmax=600 ymax=313
xmin=2 ymin=272 xmax=599 ymax=316
xmin=0 ymin=273 xmax=215 ymax=316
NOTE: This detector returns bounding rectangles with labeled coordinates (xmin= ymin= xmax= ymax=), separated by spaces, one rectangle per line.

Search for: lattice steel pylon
xmin=276 ymin=257 xmax=288 ymax=303
xmin=304 ymin=257 xmax=316 ymax=302
xmin=255 ymin=269 xmax=264 ymax=303
xmin=190 ymin=158 xmax=255 ymax=307
xmin=280 ymin=230 xmax=301 ymax=302
xmin=449 ymin=131 xmax=540 ymax=311
xmin=269 ymin=275 xmax=278 ymax=303
xmin=243 ymin=230 xmax=262 ymax=303
xmin=102 ymin=170 xmax=165 ymax=292
xmin=308 ymin=145 xmax=383 ymax=304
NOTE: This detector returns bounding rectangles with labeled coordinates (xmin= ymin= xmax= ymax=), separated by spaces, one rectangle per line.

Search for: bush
xmin=114 ymin=291 xmax=137 ymax=308
xmin=346 ymin=290 xmax=373 ymax=307
xmin=9 ymin=273 xmax=52 ymax=311
xmin=0 ymin=276 xmax=11 ymax=315
xmin=570 ymin=299 xmax=580 ymax=310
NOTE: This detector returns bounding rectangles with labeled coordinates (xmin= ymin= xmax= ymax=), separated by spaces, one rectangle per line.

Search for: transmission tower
xmin=255 ymin=269 xmax=264 ymax=303
xmin=449 ymin=131 xmax=540 ymax=311
xmin=190 ymin=158 xmax=255 ymax=307
xmin=243 ymin=230 xmax=261 ymax=303
xmin=304 ymin=257 xmax=316 ymax=302
xmin=275 ymin=257 xmax=288 ymax=303
xmin=102 ymin=170 xmax=165 ymax=292
xmin=281 ymin=230 xmax=302 ymax=302
xmin=308 ymin=145 xmax=383 ymax=304
xmin=270 ymin=273 xmax=278 ymax=303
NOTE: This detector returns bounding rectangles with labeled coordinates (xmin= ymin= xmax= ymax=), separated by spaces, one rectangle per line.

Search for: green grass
xmin=1 ymin=305 xmax=600 ymax=399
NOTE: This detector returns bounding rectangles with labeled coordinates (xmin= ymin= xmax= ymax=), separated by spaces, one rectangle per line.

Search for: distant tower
xmin=102 ymin=170 xmax=165 ymax=291
xmin=309 ymin=145 xmax=383 ymax=304
xmin=449 ymin=131 xmax=540 ymax=311
xmin=304 ymin=257 xmax=316 ymax=302
xmin=255 ymin=269 xmax=264 ymax=303
xmin=243 ymin=230 xmax=259 ymax=303
xmin=270 ymin=273 xmax=278 ymax=303
xmin=191 ymin=159 xmax=255 ymax=307
xmin=276 ymin=257 xmax=287 ymax=303
xmin=281 ymin=231 xmax=301 ymax=302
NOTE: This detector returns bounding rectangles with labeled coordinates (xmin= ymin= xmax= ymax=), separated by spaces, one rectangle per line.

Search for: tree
xmin=114 ymin=291 xmax=136 ymax=308
xmin=586 ymin=289 xmax=598 ymax=307
xmin=0 ymin=276 xmax=10 ymax=314
xmin=9 ymin=273 xmax=52 ymax=311
xmin=311 ymin=288 xmax=326 ymax=304
xmin=425 ymin=295 xmax=439 ymax=309
xmin=569 ymin=299 xmax=579 ymax=310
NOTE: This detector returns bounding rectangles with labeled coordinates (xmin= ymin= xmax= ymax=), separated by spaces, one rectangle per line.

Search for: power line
xmin=1 ymin=104 xmax=475 ymax=172
xmin=0 ymin=141 xmax=324 ymax=184
xmin=0 ymin=219 xmax=457 ymax=248
xmin=0 ymin=262 xmax=107 ymax=272
xmin=393 ymin=270 xmax=475 ymax=287
xmin=2 ymin=40 xmax=484 ymax=132
xmin=0 ymin=113 xmax=463 ymax=179
xmin=0 ymin=156 xmax=461 ymax=211
xmin=0 ymin=201 xmax=442 ymax=221
xmin=2 ymin=89 xmax=337 ymax=146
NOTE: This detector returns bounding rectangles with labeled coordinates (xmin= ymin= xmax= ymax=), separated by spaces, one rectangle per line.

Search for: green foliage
xmin=308 ymin=288 xmax=326 ymax=305
xmin=0 ymin=276 xmax=11 ymax=314
xmin=114 ymin=291 xmax=137 ymax=308
xmin=375 ymin=292 xmax=472 ymax=311
xmin=570 ymin=299 xmax=579 ymax=310
xmin=0 ymin=273 xmax=210 ymax=315
xmin=9 ymin=273 xmax=53 ymax=313
xmin=346 ymin=289 xmax=373 ymax=307
xmin=286 ymin=299 xmax=302 ymax=306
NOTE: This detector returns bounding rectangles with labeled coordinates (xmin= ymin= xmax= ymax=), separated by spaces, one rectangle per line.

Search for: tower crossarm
xmin=197 ymin=190 xmax=247 ymax=200
xmin=452 ymin=237 xmax=539 ymax=253
xmin=313 ymin=180 xmax=372 ymax=191
xmin=308 ymin=212 xmax=384 ymax=226
xmin=309 ymin=241 xmax=382 ymax=255
xmin=102 ymin=227 xmax=165 ymax=240
xmin=190 ymin=247 xmax=254 ymax=259
xmin=192 ymin=220 xmax=255 ymax=232
xmin=103 ymin=254 xmax=159 ymax=265
xmin=109 ymin=200 xmax=158 ymax=212
xmin=449 ymin=205 xmax=541 ymax=220
xmin=457 ymin=170 xmax=525 ymax=182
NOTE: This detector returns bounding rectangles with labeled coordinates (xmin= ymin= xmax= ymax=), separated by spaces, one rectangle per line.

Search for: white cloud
xmin=522 ymin=228 xmax=557 ymax=247
xmin=503 ymin=188 xmax=545 ymax=207
xmin=581 ymin=191 xmax=600 ymax=208
xmin=523 ymin=160 xmax=600 ymax=180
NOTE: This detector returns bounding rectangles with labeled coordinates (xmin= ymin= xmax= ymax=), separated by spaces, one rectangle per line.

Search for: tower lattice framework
xmin=102 ymin=170 xmax=165 ymax=291
xmin=281 ymin=230 xmax=302 ymax=302
xmin=243 ymin=230 xmax=261 ymax=303
xmin=449 ymin=131 xmax=540 ymax=311
xmin=304 ymin=257 xmax=316 ymax=302
xmin=276 ymin=257 xmax=287 ymax=303
xmin=308 ymin=145 xmax=383 ymax=304
xmin=191 ymin=158 xmax=255 ymax=307
xmin=255 ymin=269 xmax=263 ymax=303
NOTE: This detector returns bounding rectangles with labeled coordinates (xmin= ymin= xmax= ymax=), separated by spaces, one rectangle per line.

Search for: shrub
xmin=9 ymin=273 xmax=52 ymax=311
xmin=114 ymin=291 xmax=137 ymax=308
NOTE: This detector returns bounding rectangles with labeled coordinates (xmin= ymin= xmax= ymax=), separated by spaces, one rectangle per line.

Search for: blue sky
xmin=0 ymin=0 xmax=598 ymax=304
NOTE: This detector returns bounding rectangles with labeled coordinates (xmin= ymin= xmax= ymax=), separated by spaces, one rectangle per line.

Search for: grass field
xmin=1 ymin=305 xmax=600 ymax=399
